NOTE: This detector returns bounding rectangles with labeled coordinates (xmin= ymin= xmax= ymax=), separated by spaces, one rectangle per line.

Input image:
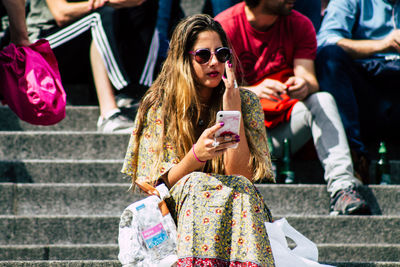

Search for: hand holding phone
xmin=215 ymin=111 xmax=241 ymax=149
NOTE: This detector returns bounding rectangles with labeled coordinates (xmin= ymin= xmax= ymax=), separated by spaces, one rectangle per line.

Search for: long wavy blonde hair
xmin=129 ymin=14 xmax=269 ymax=185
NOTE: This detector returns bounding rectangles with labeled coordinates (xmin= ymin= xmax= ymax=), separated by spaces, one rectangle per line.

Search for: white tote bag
xmin=265 ymin=218 xmax=335 ymax=267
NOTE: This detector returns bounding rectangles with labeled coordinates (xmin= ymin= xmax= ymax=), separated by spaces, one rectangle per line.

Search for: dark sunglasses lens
xmin=216 ymin=48 xmax=231 ymax=62
xmin=195 ymin=49 xmax=211 ymax=64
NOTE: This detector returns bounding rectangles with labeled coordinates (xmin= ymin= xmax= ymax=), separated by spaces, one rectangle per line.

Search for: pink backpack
xmin=0 ymin=39 xmax=66 ymax=125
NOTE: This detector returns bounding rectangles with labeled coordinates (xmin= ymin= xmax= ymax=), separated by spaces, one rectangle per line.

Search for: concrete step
xmin=258 ymin=184 xmax=400 ymax=216
xmin=0 ymin=106 xmax=137 ymax=132
xmin=292 ymin=159 xmax=400 ymax=185
xmin=0 ymin=260 xmax=120 ymax=266
xmin=0 ymin=245 xmax=118 ymax=261
xmin=1 ymin=158 xmax=399 ymax=184
xmin=319 ymin=244 xmax=400 ymax=262
xmin=1 ymin=184 xmax=399 ymax=216
xmin=1 ymin=244 xmax=399 ymax=262
xmin=1 ymin=262 xmax=399 ymax=267
xmin=0 ymin=106 xmax=100 ymax=132
xmin=0 ymin=215 xmax=398 ymax=245
xmin=0 ymin=183 xmax=136 ymax=216
xmin=0 ymin=132 xmax=130 ymax=160
xmin=0 ymin=160 xmax=124 ymax=183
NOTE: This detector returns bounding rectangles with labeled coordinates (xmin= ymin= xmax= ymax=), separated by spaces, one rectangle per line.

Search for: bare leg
xmin=90 ymin=41 xmax=118 ymax=118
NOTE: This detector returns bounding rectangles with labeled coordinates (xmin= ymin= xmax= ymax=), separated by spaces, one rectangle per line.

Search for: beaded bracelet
xmin=192 ymin=144 xmax=206 ymax=163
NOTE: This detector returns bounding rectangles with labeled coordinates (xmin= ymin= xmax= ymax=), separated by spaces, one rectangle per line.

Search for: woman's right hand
xmin=193 ymin=122 xmax=240 ymax=162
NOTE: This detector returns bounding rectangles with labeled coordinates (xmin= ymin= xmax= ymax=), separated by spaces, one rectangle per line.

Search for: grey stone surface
xmin=318 ymin=244 xmax=400 ymax=262
xmin=258 ymin=184 xmax=400 ymax=216
xmin=0 ymin=260 xmax=120 ymax=266
xmin=358 ymin=185 xmax=400 ymax=215
xmin=0 ymin=107 xmax=100 ymax=132
xmin=0 ymin=244 xmax=398 ymax=264
xmin=0 ymin=216 xmax=119 ymax=245
xmin=49 ymin=245 xmax=118 ymax=261
xmin=0 ymin=160 xmax=125 ymax=184
xmin=0 ymin=132 xmax=130 ymax=160
xmin=1 ymin=184 xmax=399 ymax=216
xmin=1 ymin=215 xmax=399 ymax=246
xmin=258 ymin=184 xmax=330 ymax=215
xmin=13 ymin=184 xmax=141 ymax=216
xmin=332 ymin=263 xmax=400 ymax=267
xmin=282 ymin=216 xmax=400 ymax=244
xmin=0 ymin=106 xmax=137 ymax=132
xmin=0 ymin=245 xmax=118 ymax=261
xmin=0 ymin=184 xmax=14 ymax=215
xmin=3 ymin=244 xmax=400 ymax=262
xmin=0 ymin=245 xmax=48 ymax=261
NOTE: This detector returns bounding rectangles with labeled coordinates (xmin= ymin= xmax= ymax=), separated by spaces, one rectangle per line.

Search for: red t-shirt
xmin=215 ymin=2 xmax=317 ymax=85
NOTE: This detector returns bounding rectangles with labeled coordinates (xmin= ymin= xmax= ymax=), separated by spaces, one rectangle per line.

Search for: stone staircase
xmin=1 ymin=104 xmax=400 ymax=267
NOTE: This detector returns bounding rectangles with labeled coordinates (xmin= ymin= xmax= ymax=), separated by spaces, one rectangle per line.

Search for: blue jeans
xmin=316 ymin=44 xmax=400 ymax=155
xmin=156 ymin=0 xmax=172 ymax=60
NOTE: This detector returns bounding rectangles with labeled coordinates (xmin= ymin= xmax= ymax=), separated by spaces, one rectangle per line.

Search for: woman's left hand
xmin=222 ymin=60 xmax=241 ymax=111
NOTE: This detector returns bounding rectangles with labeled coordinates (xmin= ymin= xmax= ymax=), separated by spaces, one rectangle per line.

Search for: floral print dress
xmin=122 ymin=89 xmax=276 ymax=266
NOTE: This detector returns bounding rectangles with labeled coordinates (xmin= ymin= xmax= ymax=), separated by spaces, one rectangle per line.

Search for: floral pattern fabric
xmin=167 ymin=172 xmax=275 ymax=266
xmin=122 ymin=89 xmax=273 ymax=184
xmin=121 ymin=89 xmax=275 ymax=266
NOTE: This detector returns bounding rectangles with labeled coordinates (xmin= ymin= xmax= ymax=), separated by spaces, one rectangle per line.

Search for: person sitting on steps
xmin=215 ymin=0 xmax=372 ymax=215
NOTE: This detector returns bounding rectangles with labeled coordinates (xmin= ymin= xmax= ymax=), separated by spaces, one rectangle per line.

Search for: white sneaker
xmin=97 ymin=110 xmax=134 ymax=133
xmin=115 ymin=93 xmax=138 ymax=108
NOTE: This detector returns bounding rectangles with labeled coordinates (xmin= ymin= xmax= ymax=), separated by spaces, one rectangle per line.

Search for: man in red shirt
xmin=216 ymin=0 xmax=371 ymax=215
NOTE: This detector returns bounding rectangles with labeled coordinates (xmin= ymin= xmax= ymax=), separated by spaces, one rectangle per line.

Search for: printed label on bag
xmin=141 ymin=223 xmax=169 ymax=249
xmin=136 ymin=203 xmax=146 ymax=211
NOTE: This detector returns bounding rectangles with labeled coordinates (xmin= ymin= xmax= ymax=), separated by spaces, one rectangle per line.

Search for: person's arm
xmin=317 ymin=0 xmax=356 ymax=48
xmin=337 ymin=29 xmax=400 ymax=59
xmin=106 ymin=0 xmax=146 ymax=9
xmin=166 ymin=122 xmax=239 ymax=187
xmin=222 ymin=61 xmax=253 ymax=179
xmin=241 ymin=78 xmax=287 ymax=101
xmin=45 ymin=0 xmax=108 ymax=27
xmin=1 ymin=0 xmax=30 ymax=46
xmin=285 ymin=58 xmax=319 ymax=100
xmin=241 ymin=58 xmax=319 ymax=102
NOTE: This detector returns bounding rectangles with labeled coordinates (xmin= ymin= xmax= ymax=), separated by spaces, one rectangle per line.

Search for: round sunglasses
xmin=189 ymin=47 xmax=232 ymax=64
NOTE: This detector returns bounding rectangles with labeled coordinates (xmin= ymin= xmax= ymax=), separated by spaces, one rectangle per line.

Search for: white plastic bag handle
xmin=265 ymin=218 xmax=335 ymax=267
xmin=277 ymin=218 xmax=318 ymax=261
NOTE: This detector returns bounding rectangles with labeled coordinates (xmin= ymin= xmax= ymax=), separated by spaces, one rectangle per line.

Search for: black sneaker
xmin=330 ymin=186 xmax=371 ymax=215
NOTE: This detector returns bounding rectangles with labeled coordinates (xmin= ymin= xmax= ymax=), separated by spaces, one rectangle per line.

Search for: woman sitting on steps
xmin=121 ymin=14 xmax=276 ymax=266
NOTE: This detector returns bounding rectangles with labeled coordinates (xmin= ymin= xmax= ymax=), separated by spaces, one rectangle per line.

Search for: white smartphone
xmin=215 ymin=110 xmax=241 ymax=149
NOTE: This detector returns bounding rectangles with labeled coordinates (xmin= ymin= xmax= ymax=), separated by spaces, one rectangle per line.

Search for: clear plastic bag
xmin=118 ymin=184 xmax=177 ymax=267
